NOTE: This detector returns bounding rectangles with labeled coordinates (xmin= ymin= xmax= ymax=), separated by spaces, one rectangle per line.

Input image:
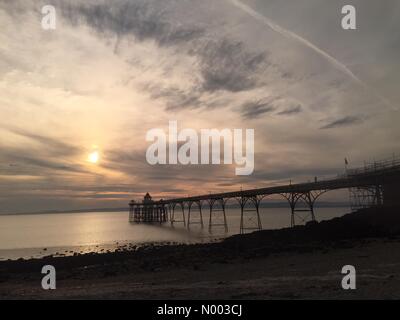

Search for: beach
xmin=1 ymin=207 xmax=399 ymax=299
xmin=1 ymin=237 xmax=400 ymax=299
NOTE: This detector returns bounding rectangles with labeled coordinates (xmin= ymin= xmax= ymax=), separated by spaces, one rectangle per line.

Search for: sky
xmin=0 ymin=0 xmax=399 ymax=213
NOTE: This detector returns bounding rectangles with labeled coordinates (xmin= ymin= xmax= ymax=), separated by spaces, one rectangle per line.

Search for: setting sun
xmin=88 ymin=151 xmax=100 ymax=164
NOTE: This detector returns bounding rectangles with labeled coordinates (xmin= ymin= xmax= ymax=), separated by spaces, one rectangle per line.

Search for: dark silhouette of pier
xmin=129 ymin=156 xmax=400 ymax=234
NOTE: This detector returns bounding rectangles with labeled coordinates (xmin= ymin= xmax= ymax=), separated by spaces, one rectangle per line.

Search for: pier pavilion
xmin=129 ymin=193 xmax=168 ymax=223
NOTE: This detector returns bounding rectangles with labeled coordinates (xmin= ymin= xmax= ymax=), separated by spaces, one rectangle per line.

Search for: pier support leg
xmin=223 ymin=201 xmax=228 ymax=233
xmin=182 ymin=204 xmax=186 ymax=227
xmin=200 ymin=204 xmax=204 ymax=228
xmin=281 ymin=192 xmax=301 ymax=228
xmin=171 ymin=203 xmax=186 ymax=226
xmin=208 ymin=199 xmax=228 ymax=233
xmin=238 ymin=196 xmax=262 ymax=234
xmin=240 ymin=202 xmax=244 ymax=234
xmin=283 ymin=190 xmax=326 ymax=227
xmin=375 ymin=184 xmax=383 ymax=206
xmin=168 ymin=204 xmax=173 ymax=223
xmin=305 ymin=192 xmax=316 ymax=222
xmin=129 ymin=203 xmax=134 ymax=222
xmin=171 ymin=204 xmax=176 ymax=226
xmin=187 ymin=201 xmax=204 ymax=229
xmin=188 ymin=204 xmax=191 ymax=227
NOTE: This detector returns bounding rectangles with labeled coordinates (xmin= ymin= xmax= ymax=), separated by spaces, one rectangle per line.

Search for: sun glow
xmin=88 ymin=151 xmax=100 ymax=164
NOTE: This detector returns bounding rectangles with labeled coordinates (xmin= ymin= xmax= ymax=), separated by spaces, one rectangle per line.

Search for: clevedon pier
xmin=129 ymin=157 xmax=400 ymax=234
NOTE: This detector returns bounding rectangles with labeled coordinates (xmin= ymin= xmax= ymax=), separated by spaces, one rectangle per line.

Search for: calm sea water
xmin=0 ymin=207 xmax=349 ymax=260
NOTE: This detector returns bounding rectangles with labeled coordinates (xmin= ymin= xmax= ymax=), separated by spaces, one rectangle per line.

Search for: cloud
xmin=61 ymin=0 xmax=204 ymax=46
xmin=0 ymin=128 xmax=91 ymax=176
xmin=59 ymin=0 xmax=270 ymax=111
xmin=198 ymin=39 xmax=267 ymax=93
xmin=5 ymin=127 xmax=82 ymax=157
xmin=241 ymin=97 xmax=304 ymax=119
xmin=61 ymin=0 xmax=268 ymax=94
xmin=0 ymin=145 xmax=92 ymax=176
xmin=240 ymin=99 xmax=276 ymax=119
xmin=146 ymin=86 xmax=203 ymax=111
xmin=102 ymin=148 xmax=233 ymax=182
xmin=320 ymin=116 xmax=363 ymax=129
xmin=250 ymin=166 xmax=339 ymax=182
xmin=276 ymin=104 xmax=302 ymax=116
xmin=1 ymin=154 xmax=88 ymax=175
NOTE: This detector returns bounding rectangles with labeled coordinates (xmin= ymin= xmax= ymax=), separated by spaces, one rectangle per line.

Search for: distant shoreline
xmin=0 ymin=207 xmax=128 ymax=216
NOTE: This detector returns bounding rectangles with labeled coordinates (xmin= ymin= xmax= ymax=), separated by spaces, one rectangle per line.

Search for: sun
xmin=88 ymin=151 xmax=100 ymax=164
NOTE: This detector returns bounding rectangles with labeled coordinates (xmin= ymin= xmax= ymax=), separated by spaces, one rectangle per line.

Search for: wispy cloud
xmin=241 ymin=99 xmax=276 ymax=119
xmin=198 ymin=39 xmax=266 ymax=93
xmin=320 ymin=116 xmax=363 ymax=129
xmin=5 ymin=127 xmax=82 ymax=157
xmin=61 ymin=0 xmax=204 ymax=46
xmin=276 ymin=105 xmax=302 ymax=116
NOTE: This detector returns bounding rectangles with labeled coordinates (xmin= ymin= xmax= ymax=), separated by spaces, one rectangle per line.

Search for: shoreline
xmin=0 ymin=237 xmax=223 ymax=262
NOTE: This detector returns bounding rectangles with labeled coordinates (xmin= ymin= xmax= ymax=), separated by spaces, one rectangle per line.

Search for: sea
xmin=0 ymin=206 xmax=350 ymax=260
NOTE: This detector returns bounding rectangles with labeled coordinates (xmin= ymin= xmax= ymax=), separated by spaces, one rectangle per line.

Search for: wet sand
xmin=1 ymin=207 xmax=399 ymax=299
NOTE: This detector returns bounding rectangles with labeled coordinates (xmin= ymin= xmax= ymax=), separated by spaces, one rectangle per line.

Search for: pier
xmin=129 ymin=156 xmax=400 ymax=234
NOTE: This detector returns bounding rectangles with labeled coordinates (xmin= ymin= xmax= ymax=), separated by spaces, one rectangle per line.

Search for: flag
xmin=345 ymin=158 xmax=349 ymax=165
